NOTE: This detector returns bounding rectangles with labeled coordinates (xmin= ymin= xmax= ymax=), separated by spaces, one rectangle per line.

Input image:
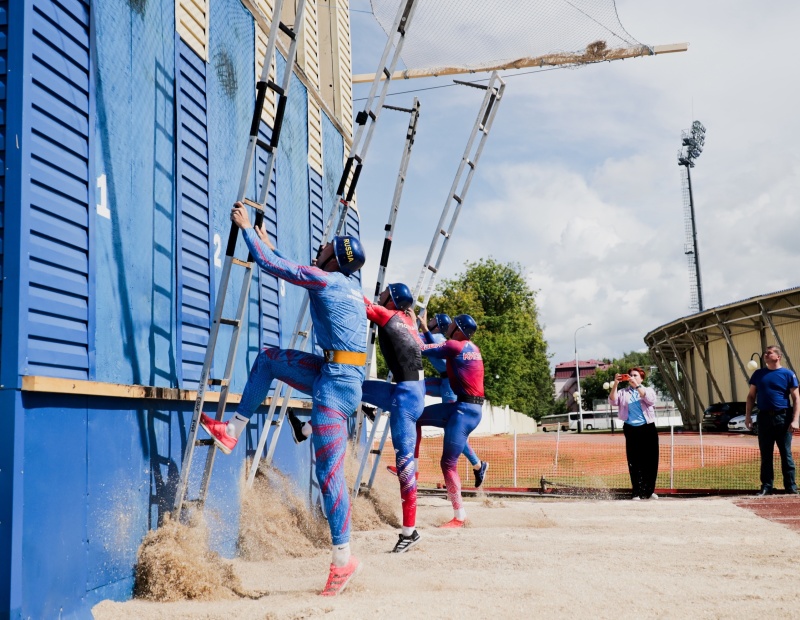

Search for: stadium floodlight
xmin=677 ymin=120 xmax=707 ymax=312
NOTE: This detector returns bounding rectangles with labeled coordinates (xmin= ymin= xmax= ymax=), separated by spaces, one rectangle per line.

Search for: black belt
xmin=762 ymin=408 xmax=790 ymax=415
xmin=393 ymin=369 xmax=424 ymax=382
xmin=457 ymin=394 xmax=484 ymax=405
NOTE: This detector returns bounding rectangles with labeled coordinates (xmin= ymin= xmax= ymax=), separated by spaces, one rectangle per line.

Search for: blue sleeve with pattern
xmin=242 ymin=228 xmax=328 ymax=290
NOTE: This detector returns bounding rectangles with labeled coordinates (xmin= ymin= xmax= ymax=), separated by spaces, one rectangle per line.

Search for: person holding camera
xmin=609 ymin=367 xmax=658 ymax=500
xmin=746 ymin=345 xmax=800 ymax=496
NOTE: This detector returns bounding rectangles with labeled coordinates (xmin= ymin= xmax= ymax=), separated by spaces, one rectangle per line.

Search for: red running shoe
xmin=439 ymin=518 xmax=465 ymax=529
xmin=199 ymin=413 xmax=237 ymax=455
xmin=385 ymin=465 xmax=419 ymax=480
xmin=320 ymin=556 xmax=362 ymax=597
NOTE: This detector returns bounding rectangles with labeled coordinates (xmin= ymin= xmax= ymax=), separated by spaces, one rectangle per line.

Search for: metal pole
xmin=699 ymin=419 xmax=704 ymax=468
xmin=513 ymin=428 xmax=518 ymax=488
xmin=574 ymin=323 xmax=591 ymax=433
xmin=610 ymin=401 xmax=615 ymax=434
xmin=554 ymin=425 xmax=560 ymax=474
xmin=670 ymin=423 xmax=674 ymax=489
xmin=686 ymin=166 xmax=704 ymax=312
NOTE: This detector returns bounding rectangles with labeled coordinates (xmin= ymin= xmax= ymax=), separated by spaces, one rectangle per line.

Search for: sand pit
xmin=95 ymin=493 xmax=800 ymax=619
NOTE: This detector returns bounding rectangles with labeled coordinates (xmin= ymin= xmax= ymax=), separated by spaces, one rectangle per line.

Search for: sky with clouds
xmin=347 ymin=1 xmax=800 ymax=369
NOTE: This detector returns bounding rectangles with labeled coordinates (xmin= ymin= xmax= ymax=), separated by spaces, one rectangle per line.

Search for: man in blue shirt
xmin=746 ymin=345 xmax=800 ymax=495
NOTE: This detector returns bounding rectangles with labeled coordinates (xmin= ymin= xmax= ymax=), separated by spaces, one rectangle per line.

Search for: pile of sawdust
xmin=134 ymin=514 xmax=262 ymax=602
xmin=239 ymin=466 xmax=329 ymax=561
xmin=346 ymin=448 xmax=402 ymax=531
xmin=481 ymin=496 xmax=506 ymax=509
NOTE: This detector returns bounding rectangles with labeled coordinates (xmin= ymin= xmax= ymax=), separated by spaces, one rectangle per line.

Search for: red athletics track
xmin=735 ymin=496 xmax=800 ymax=532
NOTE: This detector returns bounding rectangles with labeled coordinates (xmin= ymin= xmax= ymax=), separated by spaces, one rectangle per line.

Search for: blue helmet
xmin=453 ymin=314 xmax=477 ymax=339
xmin=332 ymin=235 xmax=365 ymax=275
xmin=387 ymin=282 xmax=414 ymax=311
xmin=433 ymin=313 xmax=452 ymax=333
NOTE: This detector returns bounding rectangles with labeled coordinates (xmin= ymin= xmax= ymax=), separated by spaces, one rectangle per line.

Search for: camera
xmin=618 ymin=374 xmax=630 ymax=382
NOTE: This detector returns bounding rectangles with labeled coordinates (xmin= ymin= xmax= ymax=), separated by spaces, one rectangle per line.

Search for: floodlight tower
xmin=677 ymin=120 xmax=706 ymax=312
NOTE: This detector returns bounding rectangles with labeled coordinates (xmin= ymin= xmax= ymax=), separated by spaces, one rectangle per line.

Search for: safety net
xmin=368 ymin=0 xmax=650 ymax=76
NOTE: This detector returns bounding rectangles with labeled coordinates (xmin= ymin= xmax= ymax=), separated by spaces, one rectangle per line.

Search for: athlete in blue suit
xmin=200 ymin=202 xmax=367 ymax=596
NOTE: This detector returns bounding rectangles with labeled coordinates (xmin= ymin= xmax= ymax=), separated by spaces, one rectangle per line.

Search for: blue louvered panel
xmin=308 ymin=168 xmax=325 ymax=355
xmin=176 ymin=39 xmax=211 ymax=389
xmin=309 ymin=167 xmax=324 ymax=261
xmin=25 ymin=0 xmax=90 ymax=379
xmin=345 ymin=206 xmax=361 ymax=285
xmin=0 ymin=0 xmax=7 ymax=378
xmin=255 ymin=120 xmax=279 ymax=348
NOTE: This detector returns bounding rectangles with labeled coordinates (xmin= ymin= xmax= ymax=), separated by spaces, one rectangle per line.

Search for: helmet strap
xmin=318 ymin=252 xmax=337 ymax=271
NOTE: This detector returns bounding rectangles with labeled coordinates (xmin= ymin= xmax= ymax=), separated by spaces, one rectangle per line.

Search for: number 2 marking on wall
xmin=96 ymin=174 xmax=110 ymax=219
xmin=214 ymin=234 xmax=222 ymax=267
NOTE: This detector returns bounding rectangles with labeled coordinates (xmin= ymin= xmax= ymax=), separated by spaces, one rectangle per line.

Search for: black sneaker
xmin=362 ymin=404 xmax=376 ymax=422
xmin=287 ymin=411 xmax=308 ymax=444
xmin=391 ymin=530 xmax=420 ymax=553
xmin=474 ymin=461 xmax=489 ymax=488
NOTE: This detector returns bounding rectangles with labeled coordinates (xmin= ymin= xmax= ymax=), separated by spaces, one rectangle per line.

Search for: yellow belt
xmin=323 ymin=350 xmax=367 ymax=366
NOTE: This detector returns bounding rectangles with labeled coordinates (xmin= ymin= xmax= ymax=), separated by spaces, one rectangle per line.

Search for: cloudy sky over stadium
xmin=348 ymin=1 xmax=800 ymax=368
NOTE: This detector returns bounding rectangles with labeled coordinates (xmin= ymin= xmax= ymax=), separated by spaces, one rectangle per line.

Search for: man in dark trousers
xmin=746 ymin=345 xmax=800 ymax=495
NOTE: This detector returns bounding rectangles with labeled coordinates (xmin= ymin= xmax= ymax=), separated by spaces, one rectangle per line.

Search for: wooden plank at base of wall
xmin=20 ymin=376 xmax=313 ymax=409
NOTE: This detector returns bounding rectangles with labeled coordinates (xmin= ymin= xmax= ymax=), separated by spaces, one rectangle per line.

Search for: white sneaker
xmin=631 ymin=496 xmax=642 ymax=501
xmin=648 ymin=493 xmax=659 ymax=500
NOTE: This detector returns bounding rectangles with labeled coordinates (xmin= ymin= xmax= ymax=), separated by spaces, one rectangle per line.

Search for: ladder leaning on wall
xmin=172 ymin=0 xmax=308 ymax=520
xmin=245 ymin=0 xmax=422 ymax=488
xmin=352 ymin=73 xmax=506 ymax=497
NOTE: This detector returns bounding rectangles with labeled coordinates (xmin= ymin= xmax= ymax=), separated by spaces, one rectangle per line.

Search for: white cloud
xmin=353 ymin=0 xmax=800 ymax=369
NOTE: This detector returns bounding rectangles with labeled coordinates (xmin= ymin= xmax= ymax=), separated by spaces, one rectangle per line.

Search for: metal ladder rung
xmin=369 ymin=449 xmax=381 ymax=455
xmin=265 ymin=79 xmax=285 ymax=96
xmin=232 ymin=258 xmax=251 ymax=268
xmin=219 ymin=318 xmax=240 ymax=327
xmin=426 ymin=264 xmax=437 ymax=273
xmin=454 ymin=78 xmax=489 ymax=91
xmin=453 ymin=194 xmax=462 ymax=203
xmin=242 ymin=198 xmax=266 ymax=213
xmin=195 ymin=438 xmax=216 ymax=447
xmin=255 ymin=139 xmax=274 ymax=153
xmin=439 ymin=229 xmax=450 ymax=238
xmin=208 ymin=378 xmax=229 ymax=387
xmin=278 ymin=21 xmax=296 ymax=39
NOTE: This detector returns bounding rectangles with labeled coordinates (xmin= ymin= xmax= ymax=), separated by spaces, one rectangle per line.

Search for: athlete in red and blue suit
xmin=419 ymin=314 xmax=484 ymax=528
xmin=200 ymin=202 xmax=367 ymax=596
xmin=419 ymin=311 xmax=488 ymax=488
xmin=361 ymin=283 xmax=425 ymax=553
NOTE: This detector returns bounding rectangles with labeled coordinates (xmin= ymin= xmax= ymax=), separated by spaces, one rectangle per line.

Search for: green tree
xmin=426 ymin=258 xmax=555 ymax=418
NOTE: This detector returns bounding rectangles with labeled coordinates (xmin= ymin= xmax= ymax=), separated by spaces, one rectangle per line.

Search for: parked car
xmin=702 ymin=402 xmax=748 ymax=432
xmin=728 ymin=413 xmax=758 ymax=435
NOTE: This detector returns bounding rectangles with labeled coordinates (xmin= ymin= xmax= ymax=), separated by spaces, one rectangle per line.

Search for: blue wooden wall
xmin=25 ymin=0 xmax=92 ymax=381
xmin=176 ymin=38 xmax=213 ymax=389
xmin=0 ymin=0 xmax=356 ymax=616
xmin=0 ymin=0 xmax=6 ymax=384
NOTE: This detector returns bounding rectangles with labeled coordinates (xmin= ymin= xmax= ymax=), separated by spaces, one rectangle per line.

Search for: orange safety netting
xmin=375 ymin=432 xmax=800 ymax=491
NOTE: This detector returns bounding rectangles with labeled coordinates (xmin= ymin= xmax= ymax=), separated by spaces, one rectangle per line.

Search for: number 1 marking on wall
xmin=96 ymin=174 xmax=110 ymax=219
